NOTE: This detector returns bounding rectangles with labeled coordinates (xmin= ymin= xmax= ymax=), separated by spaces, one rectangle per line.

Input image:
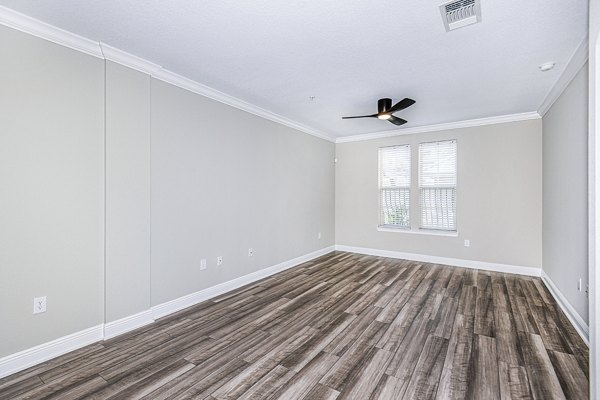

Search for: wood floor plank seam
xmin=0 ymin=251 xmax=589 ymax=400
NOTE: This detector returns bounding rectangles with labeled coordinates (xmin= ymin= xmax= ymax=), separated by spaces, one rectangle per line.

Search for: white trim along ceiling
xmin=0 ymin=3 xmax=589 ymax=142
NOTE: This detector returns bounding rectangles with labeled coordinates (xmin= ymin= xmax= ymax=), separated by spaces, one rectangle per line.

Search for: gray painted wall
xmin=542 ymin=63 xmax=589 ymax=323
xmin=0 ymin=26 xmax=105 ymax=356
xmin=335 ymin=119 xmax=543 ymax=269
xmin=588 ymin=5 xmax=600 ymax=394
xmin=150 ymin=79 xmax=335 ymax=305
xmin=0 ymin=24 xmax=335 ymax=357
xmin=2 ymin=16 xmax=587 ymax=364
xmin=105 ymin=61 xmax=152 ymax=323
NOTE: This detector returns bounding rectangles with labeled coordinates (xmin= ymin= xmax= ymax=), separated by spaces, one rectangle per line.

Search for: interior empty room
xmin=0 ymin=1 xmax=597 ymax=399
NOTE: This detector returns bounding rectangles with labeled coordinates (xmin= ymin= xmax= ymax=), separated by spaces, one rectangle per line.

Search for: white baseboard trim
xmin=151 ymin=245 xmax=335 ymax=319
xmin=0 ymin=246 xmax=335 ymax=380
xmin=336 ymin=245 xmax=590 ymax=344
xmin=0 ymin=324 xmax=104 ymax=379
xmin=103 ymin=310 xmax=155 ymax=340
xmin=335 ymin=245 xmax=541 ymax=277
xmin=541 ymin=270 xmax=589 ymax=345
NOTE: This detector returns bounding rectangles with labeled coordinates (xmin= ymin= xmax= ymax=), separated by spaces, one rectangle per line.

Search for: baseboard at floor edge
xmin=0 ymin=245 xmax=335 ymax=380
xmin=151 ymin=245 xmax=335 ymax=319
xmin=103 ymin=309 xmax=155 ymax=340
xmin=337 ymin=245 xmax=590 ymax=344
xmin=540 ymin=271 xmax=590 ymax=345
xmin=335 ymin=245 xmax=542 ymax=277
xmin=0 ymin=324 xmax=104 ymax=379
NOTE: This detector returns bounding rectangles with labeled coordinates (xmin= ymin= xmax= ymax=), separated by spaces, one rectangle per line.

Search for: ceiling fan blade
xmin=388 ymin=116 xmax=407 ymax=126
xmin=389 ymin=98 xmax=416 ymax=113
xmin=342 ymin=114 xmax=378 ymax=119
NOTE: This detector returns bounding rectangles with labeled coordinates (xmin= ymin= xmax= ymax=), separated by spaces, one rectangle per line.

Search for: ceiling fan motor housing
xmin=378 ymin=98 xmax=392 ymax=113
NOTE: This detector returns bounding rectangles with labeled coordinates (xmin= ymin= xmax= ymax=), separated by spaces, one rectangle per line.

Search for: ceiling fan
xmin=342 ymin=98 xmax=416 ymax=126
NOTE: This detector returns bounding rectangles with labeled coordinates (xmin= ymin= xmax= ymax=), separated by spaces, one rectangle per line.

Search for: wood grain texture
xmin=468 ymin=334 xmax=500 ymax=400
xmin=0 ymin=252 xmax=589 ymax=399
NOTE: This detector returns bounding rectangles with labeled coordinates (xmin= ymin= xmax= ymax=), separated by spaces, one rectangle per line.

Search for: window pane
xmin=419 ymin=140 xmax=457 ymax=187
xmin=380 ymin=187 xmax=410 ymax=227
xmin=419 ymin=140 xmax=457 ymax=231
xmin=420 ymin=187 xmax=456 ymax=230
xmin=380 ymin=146 xmax=410 ymax=187
xmin=379 ymin=145 xmax=410 ymax=228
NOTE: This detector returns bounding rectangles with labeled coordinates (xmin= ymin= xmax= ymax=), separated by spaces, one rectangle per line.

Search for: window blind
xmin=379 ymin=145 xmax=411 ymax=228
xmin=419 ymin=140 xmax=457 ymax=230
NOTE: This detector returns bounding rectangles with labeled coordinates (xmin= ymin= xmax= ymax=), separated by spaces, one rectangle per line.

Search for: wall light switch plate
xmin=200 ymin=258 xmax=207 ymax=270
xmin=33 ymin=296 xmax=47 ymax=314
xmin=318 ymin=232 xmax=322 ymax=240
xmin=464 ymin=239 xmax=470 ymax=247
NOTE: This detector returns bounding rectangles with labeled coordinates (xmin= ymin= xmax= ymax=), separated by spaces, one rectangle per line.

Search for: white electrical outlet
xmin=464 ymin=239 xmax=470 ymax=247
xmin=217 ymin=256 xmax=223 ymax=266
xmin=33 ymin=296 xmax=47 ymax=314
xmin=318 ymin=232 xmax=322 ymax=240
xmin=248 ymin=248 xmax=254 ymax=257
xmin=200 ymin=258 xmax=207 ymax=270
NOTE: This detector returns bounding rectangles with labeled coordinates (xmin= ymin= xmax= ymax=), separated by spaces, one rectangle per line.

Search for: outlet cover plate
xmin=33 ymin=296 xmax=47 ymax=314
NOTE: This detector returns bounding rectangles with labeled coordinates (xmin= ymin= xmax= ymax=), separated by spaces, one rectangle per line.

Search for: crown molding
xmin=335 ymin=111 xmax=541 ymax=143
xmin=1 ymin=4 xmax=563 ymax=144
xmin=538 ymin=37 xmax=589 ymax=116
xmin=100 ymin=43 xmax=334 ymax=142
xmin=100 ymin=42 xmax=162 ymax=76
xmin=0 ymin=6 xmax=336 ymax=142
xmin=151 ymin=68 xmax=335 ymax=142
xmin=0 ymin=6 xmax=103 ymax=58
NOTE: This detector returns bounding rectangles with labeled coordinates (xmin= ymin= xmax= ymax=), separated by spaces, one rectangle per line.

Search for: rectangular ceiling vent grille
xmin=439 ymin=0 xmax=481 ymax=31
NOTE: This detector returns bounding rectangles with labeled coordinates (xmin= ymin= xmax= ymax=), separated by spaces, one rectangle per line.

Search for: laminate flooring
xmin=0 ymin=251 xmax=589 ymax=399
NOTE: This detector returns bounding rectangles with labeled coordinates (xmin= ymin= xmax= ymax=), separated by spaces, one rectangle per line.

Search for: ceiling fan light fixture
xmin=342 ymin=97 xmax=415 ymax=126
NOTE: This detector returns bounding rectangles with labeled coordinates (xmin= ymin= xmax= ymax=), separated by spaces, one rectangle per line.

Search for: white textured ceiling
xmin=0 ymin=0 xmax=588 ymax=138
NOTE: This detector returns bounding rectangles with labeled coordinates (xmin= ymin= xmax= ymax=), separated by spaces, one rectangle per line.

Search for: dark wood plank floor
xmin=0 ymin=252 xmax=589 ymax=399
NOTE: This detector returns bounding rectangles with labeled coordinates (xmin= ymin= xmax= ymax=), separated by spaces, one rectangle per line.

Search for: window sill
xmin=377 ymin=226 xmax=459 ymax=237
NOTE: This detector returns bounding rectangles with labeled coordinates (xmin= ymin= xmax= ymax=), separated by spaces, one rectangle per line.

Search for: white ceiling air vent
xmin=439 ymin=0 xmax=481 ymax=32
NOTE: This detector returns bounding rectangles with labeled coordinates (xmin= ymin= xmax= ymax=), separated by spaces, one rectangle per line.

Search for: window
xmin=379 ymin=145 xmax=411 ymax=229
xmin=419 ymin=140 xmax=457 ymax=231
